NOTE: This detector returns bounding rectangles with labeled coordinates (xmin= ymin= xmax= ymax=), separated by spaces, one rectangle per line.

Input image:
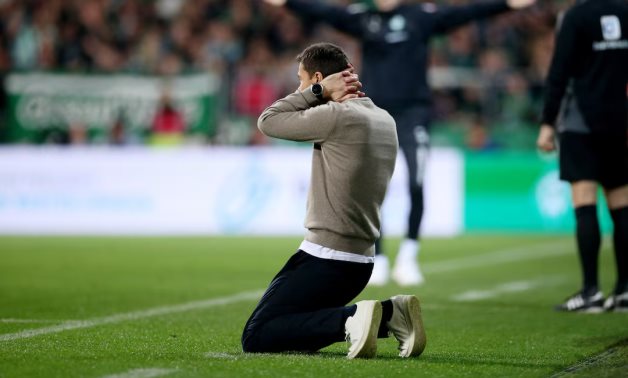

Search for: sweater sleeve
xmin=285 ymin=0 xmax=365 ymax=37
xmin=541 ymin=10 xmax=580 ymax=127
xmin=428 ymin=0 xmax=511 ymax=34
xmin=258 ymin=90 xmax=338 ymax=143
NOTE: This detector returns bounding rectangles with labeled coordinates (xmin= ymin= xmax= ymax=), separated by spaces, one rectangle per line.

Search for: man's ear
xmin=314 ymin=72 xmax=324 ymax=83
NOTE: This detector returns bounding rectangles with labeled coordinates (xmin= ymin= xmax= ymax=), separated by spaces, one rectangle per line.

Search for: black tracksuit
xmin=286 ymin=0 xmax=513 ymax=246
xmin=287 ymin=0 xmax=511 ymax=110
xmin=541 ymin=0 xmax=628 ymax=296
xmin=542 ymin=0 xmax=628 ymax=133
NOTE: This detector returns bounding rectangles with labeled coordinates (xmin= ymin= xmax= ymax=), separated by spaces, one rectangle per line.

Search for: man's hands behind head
xmin=506 ymin=0 xmax=536 ymax=9
xmin=320 ymin=65 xmax=364 ymax=103
xmin=263 ymin=0 xmax=287 ymax=6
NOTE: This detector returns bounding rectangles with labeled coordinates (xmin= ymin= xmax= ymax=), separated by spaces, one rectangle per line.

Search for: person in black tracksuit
xmin=537 ymin=0 xmax=628 ymax=312
xmin=264 ymin=0 xmax=536 ymax=286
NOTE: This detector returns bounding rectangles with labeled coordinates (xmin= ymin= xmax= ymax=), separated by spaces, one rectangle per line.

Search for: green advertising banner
xmin=5 ymin=72 xmax=220 ymax=143
xmin=464 ymin=151 xmax=613 ymax=233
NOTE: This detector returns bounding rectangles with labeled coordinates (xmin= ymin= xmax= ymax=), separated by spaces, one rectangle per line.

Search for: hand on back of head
xmin=506 ymin=0 xmax=536 ymax=9
xmin=263 ymin=0 xmax=287 ymax=6
xmin=321 ymin=65 xmax=365 ymax=103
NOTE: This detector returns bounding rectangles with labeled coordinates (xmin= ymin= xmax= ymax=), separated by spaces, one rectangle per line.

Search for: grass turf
xmin=0 ymin=235 xmax=626 ymax=377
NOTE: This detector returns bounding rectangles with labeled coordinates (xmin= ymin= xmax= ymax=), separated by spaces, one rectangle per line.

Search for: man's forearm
xmin=285 ymin=0 xmax=362 ymax=36
xmin=541 ymin=12 xmax=577 ymax=128
xmin=258 ymin=91 xmax=335 ymax=142
xmin=286 ymin=0 xmax=334 ymax=19
xmin=541 ymin=55 xmax=570 ymax=127
xmin=433 ymin=0 xmax=511 ymax=33
xmin=541 ymin=84 xmax=566 ymax=127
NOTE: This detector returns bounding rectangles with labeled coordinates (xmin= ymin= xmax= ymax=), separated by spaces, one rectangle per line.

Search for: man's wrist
xmin=311 ymin=83 xmax=325 ymax=101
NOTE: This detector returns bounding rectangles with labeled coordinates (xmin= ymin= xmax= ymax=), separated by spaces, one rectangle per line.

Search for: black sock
xmin=377 ymin=300 xmax=393 ymax=338
xmin=610 ymin=206 xmax=628 ymax=294
xmin=575 ymin=205 xmax=601 ymax=294
xmin=343 ymin=304 xmax=357 ymax=321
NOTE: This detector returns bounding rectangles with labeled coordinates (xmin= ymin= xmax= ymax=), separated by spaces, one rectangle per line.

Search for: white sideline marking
xmin=550 ymin=341 xmax=627 ymax=377
xmin=451 ymin=277 xmax=564 ymax=302
xmin=0 ymin=318 xmax=73 ymax=324
xmin=0 ymin=290 xmax=263 ymax=342
xmin=424 ymin=240 xmax=570 ymax=274
xmin=101 ymin=368 xmax=177 ymax=378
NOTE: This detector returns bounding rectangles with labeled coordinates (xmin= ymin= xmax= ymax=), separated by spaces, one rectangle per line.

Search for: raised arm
xmin=264 ymin=0 xmax=365 ymax=37
xmin=258 ymin=91 xmax=336 ymax=142
xmin=429 ymin=0 xmax=535 ymax=34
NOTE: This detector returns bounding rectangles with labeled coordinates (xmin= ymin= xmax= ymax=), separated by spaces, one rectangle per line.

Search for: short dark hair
xmin=296 ymin=43 xmax=349 ymax=78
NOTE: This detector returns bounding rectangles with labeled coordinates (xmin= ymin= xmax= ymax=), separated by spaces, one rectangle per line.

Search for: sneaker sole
xmin=347 ymin=301 xmax=382 ymax=359
xmin=397 ymin=295 xmax=427 ymax=358
xmin=579 ymin=307 xmax=605 ymax=314
xmin=555 ymin=306 xmax=605 ymax=313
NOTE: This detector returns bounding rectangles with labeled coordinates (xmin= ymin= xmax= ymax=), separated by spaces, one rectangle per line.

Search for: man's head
xmin=296 ymin=43 xmax=349 ymax=91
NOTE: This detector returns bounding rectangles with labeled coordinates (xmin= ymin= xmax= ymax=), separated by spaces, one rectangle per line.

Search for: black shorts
xmin=559 ymin=132 xmax=628 ymax=190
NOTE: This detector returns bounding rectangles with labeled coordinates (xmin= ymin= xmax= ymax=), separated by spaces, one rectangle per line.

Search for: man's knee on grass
xmin=241 ymin=326 xmax=262 ymax=353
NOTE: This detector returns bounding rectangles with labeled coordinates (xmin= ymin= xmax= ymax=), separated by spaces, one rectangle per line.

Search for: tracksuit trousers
xmin=241 ymin=250 xmax=373 ymax=353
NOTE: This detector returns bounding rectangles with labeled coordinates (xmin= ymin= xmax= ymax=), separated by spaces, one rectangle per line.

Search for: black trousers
xmin=241 ymin=250 xmax=373 ymax=353
xmin=376 ymin=106 xmax=431 ymax=255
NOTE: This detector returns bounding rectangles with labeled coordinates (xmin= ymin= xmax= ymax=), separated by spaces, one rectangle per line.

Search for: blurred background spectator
xmin=150 ymin=86 xmax=186 ymax=145
xmin=0 ymin=0 xmax=566 ymax=149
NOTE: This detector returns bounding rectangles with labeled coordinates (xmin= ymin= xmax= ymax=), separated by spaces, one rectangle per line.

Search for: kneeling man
xmin=241 ymin=42 xmax=426 ymax=358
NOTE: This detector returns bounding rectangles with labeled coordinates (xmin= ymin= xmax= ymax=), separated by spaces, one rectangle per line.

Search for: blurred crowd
xmin=0 ymin=0 xmax=566 ymax=148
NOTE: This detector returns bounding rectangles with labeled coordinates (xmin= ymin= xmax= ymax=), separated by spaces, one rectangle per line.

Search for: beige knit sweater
xmin=258 ymin=89 xmax=398 ymax=257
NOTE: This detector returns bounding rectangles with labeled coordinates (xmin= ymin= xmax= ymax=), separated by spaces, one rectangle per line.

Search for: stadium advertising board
xmin=464 ymin=152 xmax=613 ymax=232
xmin=5 ymin=73 xmax=220 ymax=143
xmin=0 ymin=147 xmax=463 ymax=236
xmin=0 ymin=147 xmax=612 ymax=235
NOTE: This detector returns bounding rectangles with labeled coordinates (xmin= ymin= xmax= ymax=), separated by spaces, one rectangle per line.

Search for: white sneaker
xmin=387 ymin=295 xmax=426 ymax=357
xmin=368 ymin=255 xmax=390 ymax=286
xmin=344 ymin=300 xmax=382 ymax=359
xmin=392 ymin=258 xmax=425 ymax=286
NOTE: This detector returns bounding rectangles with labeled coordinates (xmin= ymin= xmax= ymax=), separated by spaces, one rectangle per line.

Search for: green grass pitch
xmin=0 ymin=235 xmax=626 ymax=377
